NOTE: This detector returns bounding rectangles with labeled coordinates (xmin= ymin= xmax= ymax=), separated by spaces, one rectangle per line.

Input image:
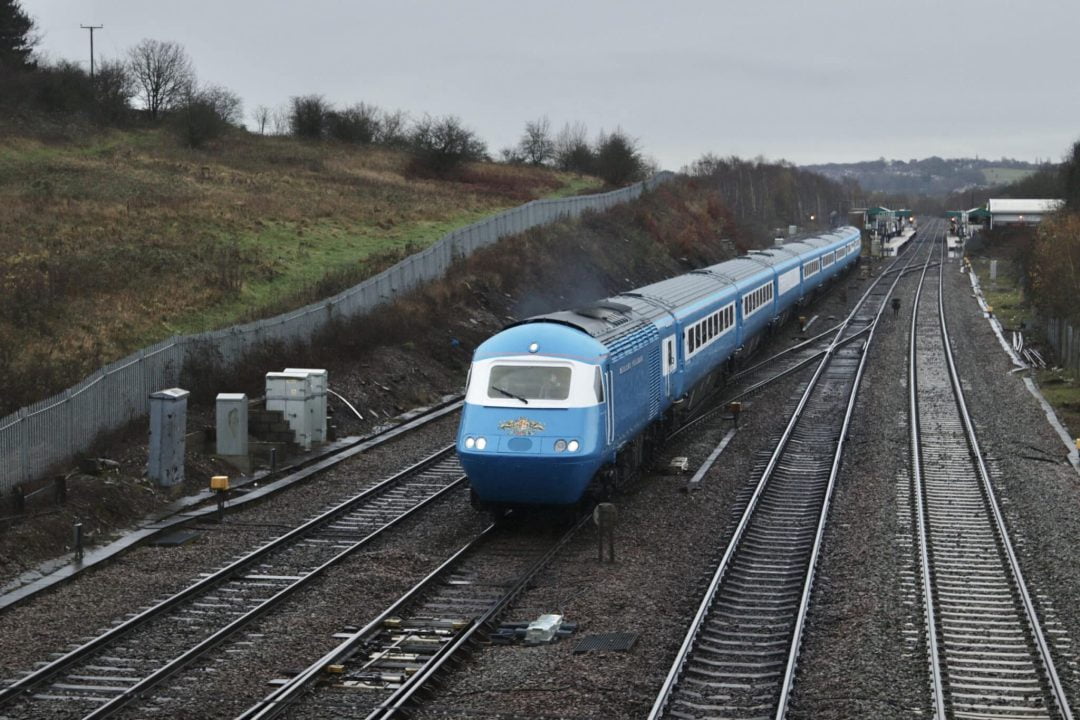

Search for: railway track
xmin=235 ymin=515 xmax=584 ymax=720
xmin=909 ymin=233 xmax=1075 ymax=718
xmin=648 ymin=228 xmax=938 ymax=719
xmin=0 ymin=447 xmax=466 ymax=720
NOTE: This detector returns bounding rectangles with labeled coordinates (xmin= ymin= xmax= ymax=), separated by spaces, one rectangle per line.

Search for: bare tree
xmin=126 ymin=39 xmax=194 ymax=120
xmin=270 ymin=104 xmax=291 ymax=135
xmin=554 ymin=121 xmax=593 ymax=173
xmin=518 ymin=116 xmax=554 ymax=165
xmin=199 ymin=84 xmax=242 ymax=125
xmin=376 ymin=108 xmax=409 ymax=146
xmin=252 ymin=104 xmax=271 ymax=135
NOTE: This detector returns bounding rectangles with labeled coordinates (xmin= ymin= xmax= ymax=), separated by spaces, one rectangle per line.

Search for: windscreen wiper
xmin=492 ymin=386 xmax=528 ymax=404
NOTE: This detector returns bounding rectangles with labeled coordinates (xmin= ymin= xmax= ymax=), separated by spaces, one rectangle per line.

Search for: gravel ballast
xmin=407 ymin=271 xmax=874 ymax=719
xmin=0 ymin=412 xmax=460 ymax=684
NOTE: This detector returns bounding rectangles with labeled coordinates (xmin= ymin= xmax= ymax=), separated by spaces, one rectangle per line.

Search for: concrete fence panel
xmin=0 ymin=172 xmax=674 ymax=491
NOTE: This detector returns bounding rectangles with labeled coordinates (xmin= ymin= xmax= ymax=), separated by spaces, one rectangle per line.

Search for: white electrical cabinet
xmin=284 ymin=368 xmax=328 ymax=444
xmin=149 ymin=387 xmax=190 ymax=487
xmin=215 ymin=393 xmax=249 ymax=457
xmin=265 ymin=372 xmax=313 ymax=450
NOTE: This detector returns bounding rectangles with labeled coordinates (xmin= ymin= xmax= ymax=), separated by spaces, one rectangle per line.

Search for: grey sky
xmin=21 ymin=0 xmax=1080 ymax=169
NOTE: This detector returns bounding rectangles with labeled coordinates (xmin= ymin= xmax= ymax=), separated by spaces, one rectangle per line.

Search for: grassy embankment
xmin=968 ymin=251 xmax=1080 ymax=435
xmin=0 ymin=128 xmax=601 ymax=413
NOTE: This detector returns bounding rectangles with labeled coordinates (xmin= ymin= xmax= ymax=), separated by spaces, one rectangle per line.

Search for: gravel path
xmin=0 ymin=413 xmax=459 ymax=685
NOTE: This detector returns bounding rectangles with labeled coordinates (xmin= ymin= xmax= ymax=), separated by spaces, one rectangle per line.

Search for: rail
xmin=910 ymin=230 xmax=1074 ymax=719
xmin=648 ymin=228 xmax=935 ymax=719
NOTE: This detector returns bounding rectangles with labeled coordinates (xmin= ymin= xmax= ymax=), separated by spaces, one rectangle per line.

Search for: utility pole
xmin=80 ymin=24 xmax=103 ymax=79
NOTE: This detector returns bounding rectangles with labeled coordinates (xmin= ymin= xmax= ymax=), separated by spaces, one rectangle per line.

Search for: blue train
xmin=457 ymin=226 xmax=862 ymax=511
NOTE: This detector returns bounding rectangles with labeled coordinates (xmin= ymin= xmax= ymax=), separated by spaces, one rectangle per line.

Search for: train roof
xmin=514 ymin=227 xmax=859 ymax=346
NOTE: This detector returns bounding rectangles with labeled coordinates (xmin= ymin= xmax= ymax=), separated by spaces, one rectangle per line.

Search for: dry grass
xmin=0 ymin=128 xmax=597 ymax=413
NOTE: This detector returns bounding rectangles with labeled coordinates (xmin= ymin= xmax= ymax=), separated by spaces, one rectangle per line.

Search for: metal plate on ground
xmin=572 ymin=632 xmax=638 ymax=654
xmin=151 ymin=529 xmax=201 ymax=546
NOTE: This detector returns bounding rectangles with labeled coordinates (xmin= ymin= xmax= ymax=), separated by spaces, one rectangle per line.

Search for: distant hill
xmin=803 ymin=157 xmax=1049 ymax=196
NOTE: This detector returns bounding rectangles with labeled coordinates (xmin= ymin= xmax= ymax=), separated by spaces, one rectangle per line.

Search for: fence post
xmin=18 ymin=408 xmax=29 ymax=485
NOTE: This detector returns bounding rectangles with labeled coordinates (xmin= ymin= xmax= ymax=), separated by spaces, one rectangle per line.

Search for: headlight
xmin=567 ymin=440 xmax=580 ymax=452
xmin=476 ymin=437 xmax=487 ymax=450
xmin=464 ymin=437 xmax=475 ymax=449
xmin=554 ymin=439 xmax=567 ymax=452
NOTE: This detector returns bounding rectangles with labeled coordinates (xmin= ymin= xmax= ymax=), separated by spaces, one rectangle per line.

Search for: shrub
xmin=408 ymin=114 xmax=488 ymax=176
xmin=593 ymin=129 xmax=645 ymax=186
xmin=326 ymin=102 xmax=380 ymax=144
xmin=170 ymin=84 xmax=241 ymax=148
xmin=289 ymin=94 xmax=329 ymax=139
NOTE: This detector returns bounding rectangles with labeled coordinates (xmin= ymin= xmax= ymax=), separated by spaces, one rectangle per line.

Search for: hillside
xmin=804 ymin=156 xmax=1046 ymax=196
xmin=0 ymin=128 xmax=600 ymax=413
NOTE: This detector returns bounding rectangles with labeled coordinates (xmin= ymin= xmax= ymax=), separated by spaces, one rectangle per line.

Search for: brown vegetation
xmin=0 ymin=128 xmax=581 ymax=415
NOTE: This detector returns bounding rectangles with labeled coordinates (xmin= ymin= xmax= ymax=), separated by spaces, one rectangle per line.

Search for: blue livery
xmin=457 ymin=226 xmax=862 ymax=509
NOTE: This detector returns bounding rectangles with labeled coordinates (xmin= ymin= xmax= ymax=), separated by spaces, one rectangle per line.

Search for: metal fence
xmin=0 ymin=172 xmax=674 ymax=491
xmin=1043 ymin=316 xmax=1080 ymax=373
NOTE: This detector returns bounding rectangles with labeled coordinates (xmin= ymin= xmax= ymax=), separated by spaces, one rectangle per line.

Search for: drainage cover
xmin=572 ymin=632 xmax=638 ymax=654
xmin=152 ymin=529 xmax=201 ymax=546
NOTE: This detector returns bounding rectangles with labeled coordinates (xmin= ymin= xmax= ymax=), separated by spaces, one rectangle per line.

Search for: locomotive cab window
xmin=488 ymin=365 xmax=572 ymax=401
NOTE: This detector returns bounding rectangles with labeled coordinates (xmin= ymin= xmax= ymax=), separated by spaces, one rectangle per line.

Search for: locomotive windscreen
xmin=488 ymin=365 xmax=573 ymax=401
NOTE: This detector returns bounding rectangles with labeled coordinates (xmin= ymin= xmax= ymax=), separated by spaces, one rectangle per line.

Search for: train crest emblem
xmin=499 ymin=417 xmax=545 ymax=436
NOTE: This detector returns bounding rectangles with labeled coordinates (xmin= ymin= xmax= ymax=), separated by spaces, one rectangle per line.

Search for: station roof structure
xmin=946 ymin=207 xmax=991 ymax=221
xmin=987 ymin=198 xmax=1063 ymax=228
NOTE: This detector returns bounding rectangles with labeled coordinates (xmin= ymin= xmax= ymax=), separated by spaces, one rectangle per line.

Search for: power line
xmin=80 ymin=24 xmax=103 ymax=79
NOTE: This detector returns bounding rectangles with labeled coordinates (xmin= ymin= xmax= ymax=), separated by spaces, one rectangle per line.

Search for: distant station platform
xmin=946 ymin=234 xmax=964 ymax=257
xmin=882 ymin=228 xmax=916 ymax=256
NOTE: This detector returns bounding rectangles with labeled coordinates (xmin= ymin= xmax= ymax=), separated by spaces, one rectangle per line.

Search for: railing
xmin=0 ymin=172 xmax=675 ymax=492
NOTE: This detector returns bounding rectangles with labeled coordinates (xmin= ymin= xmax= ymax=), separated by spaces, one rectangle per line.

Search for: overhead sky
xmin=20 ymin=0 xmax=1080 ymax=170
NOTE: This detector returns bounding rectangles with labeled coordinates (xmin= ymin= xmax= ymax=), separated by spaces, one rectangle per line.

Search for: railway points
xmin=0 ymin=445 xmax=469 ymax=720
xmin=648 ymin=227 xmax=935 ymax=719
xmin=6 ymin=218 xmax=1080 ymax=720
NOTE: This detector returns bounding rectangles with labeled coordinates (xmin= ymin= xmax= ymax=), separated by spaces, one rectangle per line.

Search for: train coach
xmin=457 ymin=226 xmax=862 ymax=512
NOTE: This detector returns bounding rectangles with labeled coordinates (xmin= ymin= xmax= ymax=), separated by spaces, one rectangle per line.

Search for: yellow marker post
xmin=211 ymin=475 xmax=230 ymax=522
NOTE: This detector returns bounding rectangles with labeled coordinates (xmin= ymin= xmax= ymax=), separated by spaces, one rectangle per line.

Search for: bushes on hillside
xmin=408 ymin=114 xmax=488 ymax=175
xmin=289 ymin=94 xmax=329 ymax=139
xmin=594 ymin=129 xmax=646 ymax=185
xmin=1029 ymin=213 xmax=1080 ymax=323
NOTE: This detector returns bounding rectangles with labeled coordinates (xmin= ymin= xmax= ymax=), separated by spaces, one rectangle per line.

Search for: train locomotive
xmin=456 ymin=226 xmax=862 ymax=511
